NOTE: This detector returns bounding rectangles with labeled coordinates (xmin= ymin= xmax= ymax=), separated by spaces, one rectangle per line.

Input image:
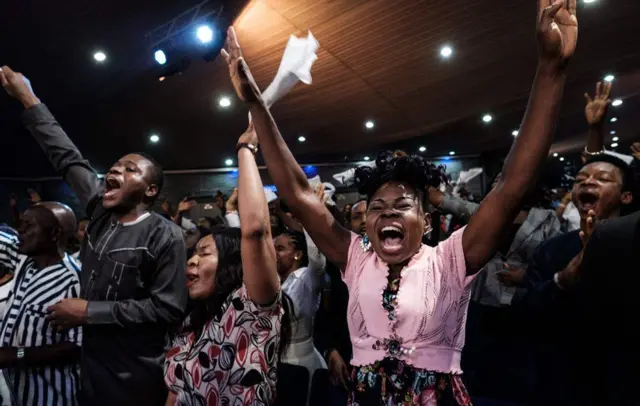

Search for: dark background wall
xmin=0 ymin=156 xmax=485 ymax=224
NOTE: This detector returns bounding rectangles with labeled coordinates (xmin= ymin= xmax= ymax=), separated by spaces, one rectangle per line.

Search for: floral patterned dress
xmin=348 ymin=274 xmax=473 ymax=406
xmin=164 ymin=285 xmax=283 ymax=406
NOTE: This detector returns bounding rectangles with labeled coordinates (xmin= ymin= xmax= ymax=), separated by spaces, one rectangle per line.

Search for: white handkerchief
xmin=332 ymin=161 xmax=376 ymax=184
xmin=262 ymin=31 xmax=319 ymax=107
xmin=308 ymin=175 xmax=337 ymax=206
xmin=604 ymin=150 xmax=635 ymax=165
xmin=453 ymin=167 xmax=483 ymax=196
xmin=264 ymin=187 xmax=278 ymax=203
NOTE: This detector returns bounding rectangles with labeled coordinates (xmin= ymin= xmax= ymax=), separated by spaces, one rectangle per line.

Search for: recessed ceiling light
xmin=512 ymin=129 xmax=519 ymax=137
xmin=611 ymin=143 xmax=619 ymax=148
xmin=363 ymin=156 xmax=370 ymax=161
xmin=604 ymin=74 xmax=615 ymax=82
xmin=225 ymin=158 xmax=234 ymax=166
xmin=610 ymin=130 xmax=616 ymax=135
xmin=419 ymin=146 xmax=427 ymax=152
xmin=93 ymin=51 xmax=107 ymax=62
xmin=612 ymin=99 xmax=623 ymax=107
xmin=482 ymin=114 xmax=493 ymax=123
xmin=154 ymin=50 xmax=167 ymax=65
xmin=613 ymin=136 xmax=619 ymax=142
xmin=158 ymin=76 xmax=166 ymax=82
xmin=611 ymin=117 xmax=618 ymax=122
xmin=583 ymin=0 xmax=597 ymax=3
xmin=149 ymin=134 xmax=160 ymax=143
xmin=449 ymin=151 xmax=456 ymax=156
xmin=440 ymin=45 xmax=453 ymax=59
xmin=553 ymin=153 xmax=559 ymax=157
xmin=365 ymin=120 xmax=375 ymax=129
xmin=559 ymin=157 xmax=565 ymax=161
xmin=218 ymin=96 xmax=231 ymax=108
xmin=298 ymin=136 xmax=306 ymax=142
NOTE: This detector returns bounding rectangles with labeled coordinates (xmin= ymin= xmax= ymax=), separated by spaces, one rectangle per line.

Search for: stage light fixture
xmin=197 ymin=25 xmax=214 ymax=44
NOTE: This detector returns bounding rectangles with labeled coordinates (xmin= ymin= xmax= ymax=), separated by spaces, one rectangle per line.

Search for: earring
xmin=423 ymin=226 xmax=433 ymax=237
xmin=360 ymin=234 xmax=372 ymax=252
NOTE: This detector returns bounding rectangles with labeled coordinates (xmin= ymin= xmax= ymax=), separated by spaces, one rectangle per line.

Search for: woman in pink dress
xmin=220 ymin=0 xmax=578 ymax=403
xmin=164 ymin=125 xmax=292 ymax=405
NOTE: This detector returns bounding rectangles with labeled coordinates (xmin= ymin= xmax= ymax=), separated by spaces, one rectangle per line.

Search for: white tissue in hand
xmin=308 ymin=175 xmax=337 ymax=206
xmin=261 ymin=31 xmax=319 ymax=108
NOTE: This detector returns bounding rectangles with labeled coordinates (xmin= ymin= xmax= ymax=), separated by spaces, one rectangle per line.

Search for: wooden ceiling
xmin=1 ymin=0 xmax=640 ymax=177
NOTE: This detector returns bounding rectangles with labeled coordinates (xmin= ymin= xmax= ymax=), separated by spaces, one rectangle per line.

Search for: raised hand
xmin=0 ymin=66 xmax=40 ymax=107
xmin=226 ymin=188 xmax=239 ymax=213
xmin=556 ymin=209 xmax=597 ymax=289
xmin=237 ymin=121 xmax=258 ymax=147
xmin=314 ymin=184 xmax=329 ymax=206
xmin=584 ymin=82 xmax=612 ymax=126
xmin=220 ymin=27 xmax=261 ymax=103
xmin=537 ymin=0 xmax=578 ymax=68
xmin=177 ymin=198 xmax=197 ymax=214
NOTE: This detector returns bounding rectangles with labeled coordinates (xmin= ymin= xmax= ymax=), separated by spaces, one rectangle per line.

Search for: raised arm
xmin=462 ymin=0 xmax=578 ymax=273
xmin=220 ymin=28 xmax=352 ymax=270
xmin=0 ymin=66 xmax=102 ymax=210
xmin=236 ymin=123 xmax=280 ymax=305
xmin=584 ymin=81 xmax=612 ymax=153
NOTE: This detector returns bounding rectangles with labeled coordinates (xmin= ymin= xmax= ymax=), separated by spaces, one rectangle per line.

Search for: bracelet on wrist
xmin=583 ymin=146 xmax=606 ymax=156
xmin=236 ymin=143 xmax=259 ymax=156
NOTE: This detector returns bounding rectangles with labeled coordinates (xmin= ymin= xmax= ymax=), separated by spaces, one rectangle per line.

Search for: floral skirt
xmin=348 ymin=358 xmax=472 ymax=406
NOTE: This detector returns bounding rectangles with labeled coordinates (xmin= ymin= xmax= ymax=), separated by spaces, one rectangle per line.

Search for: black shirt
xmin=24 ymin=103 xmax=187 ymax=406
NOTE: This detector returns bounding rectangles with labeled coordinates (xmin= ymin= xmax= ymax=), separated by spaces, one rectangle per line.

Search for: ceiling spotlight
xmin=218 ymin=96 xmax=231 ymax=108
xmin=149 ymin=134 xmax=160 ymax=143
xmin=612 ymin=99 xmax=623 ymax=107
xmin=224 ymin=158 xmax=234 ymax=166
xmin=610 ymin=130 xmax=616 ymax=135
xmin=298 ymin=136 xmax=306 ymax=143
xmin=559 ymin=157 xmax=565 ymax=161
xmin=365 ymin=120 xmax=375 ymax=129
xmin=154 ymin=50 xmax=167 ymax=65
xmin=419 ymin=146 xmax=427 ymax=152
xmin=482 ymin=114 xmax=493 ymax=123
xmin=611 ymin=143 xmax=619 ymax=148
xmin=197 ymin=25 xmax=214 ymax=44
xmin=613 ymin=136 xmax=619 ymax=142
xmin=604 ymin=74 xmax=615 ymax=82
xmin=440 ymin=45 xmax=453 ymax=59
xmin=611 ymin=117 xmax=618 ymax=122
xmin=363 ymin=156 xmax=370 ymax=161
xmin=553 ymin=153 xmax=558 ymax=157
xmin=449 ymin=151 xmax=456 ymax=156
xmin=158 ymin=76 xmax=166 ymax=82
xmin=93 ymin=51 xmax=107 ymax=62
xmin=512 ymin=130 xmax=519 ymax=137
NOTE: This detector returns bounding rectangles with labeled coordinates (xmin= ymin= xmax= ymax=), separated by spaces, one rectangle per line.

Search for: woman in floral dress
xmin=220 ymin=0 xmax=578 ymax=402
xmin=164 ymin=124 xmax=292 ymax=405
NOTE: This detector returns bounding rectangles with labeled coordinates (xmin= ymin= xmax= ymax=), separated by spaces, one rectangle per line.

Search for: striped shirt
xmin=0 ymin=231 xmax=82 ymax=406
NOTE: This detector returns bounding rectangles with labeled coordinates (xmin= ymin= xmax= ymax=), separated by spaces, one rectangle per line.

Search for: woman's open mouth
xmin=186 ymin=274 xmax=199 ymax=288
xmin=378 ymin=224 xmax=405 ymax=255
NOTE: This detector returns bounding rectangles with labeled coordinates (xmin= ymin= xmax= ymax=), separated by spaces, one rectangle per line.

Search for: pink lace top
xmin=342 ymin=227 xmax=475 ymax=373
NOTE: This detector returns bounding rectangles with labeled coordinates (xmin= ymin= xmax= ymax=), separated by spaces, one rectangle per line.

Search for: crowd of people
xmin=0 ymin=1 xmax=637 ymax=405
